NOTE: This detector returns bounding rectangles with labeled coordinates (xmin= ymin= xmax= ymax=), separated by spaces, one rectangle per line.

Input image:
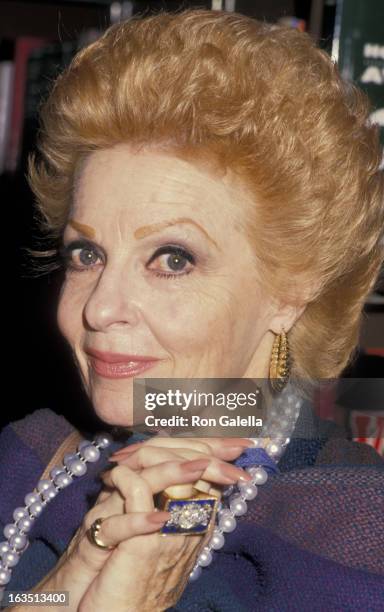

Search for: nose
xmin=83 ymin=265 xmax=141 ymax=331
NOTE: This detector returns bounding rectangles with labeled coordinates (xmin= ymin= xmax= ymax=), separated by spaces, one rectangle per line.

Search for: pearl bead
xmin=0 ymin=568 xmax=11 ymax=586
xmin=9 ymin=533 xmax=27 ymax=551
xmin=198 ymin=548 xmax=213 ymax=567
xmin=249 ymin=438 xmax=263 ymax=447
xmin=266 ymin=442 xmax=283 ymax=458
xmin=54 ymin=472 xmax=72 ymax=488
xmin=95 ymin=433 xmax=112 ymax=449
xmin=238 ymin=482 xmax=258 ymax=500
xmin=218 ymin=513 xmax=237 ymax=533
xmin=210 ymin=529 xmax=225 ymax=550
xmin=2 ymin=550 xmax=19 ymax=567
xmin=229 ymin=496 xmax=247 ymax=516
xmin=17 ymin=517 xmax=33 ymax=533
xmin=42 ymin=486 xmax=58 ymax=501
xmin=12 ymin=507 xmax=27 ymax=522
xmin=50 ymin=466 xmax=64 ymax=479
xmin=247 ymin=466 xmax=268 ymax=485
xmin=80 ymin=444 xmax=101 ymax=462
xmin=188 ymin=565 xmax=202 ymax=582
xmin=29 ymin=501 xmax=44 ymax=517
xmin=37 ymin=479 xmax=52 ymax=493
xmin=66 ymin=458 xmax=87 ymax=477
xmin=3 ymin=524 xmax=17 ymax=539
xmin=0 ymin=542 xmax=9 ymax=555
xmin=78 ymin=439 xmax=92 ymax=451
xmin=222 ymin=484 xmax=235 ymax=498
xmin=0 ymin=432 xmax=113 ymax=592
xmin=217 ymin=507 xmax=232 ymax=519
xmin=63 ymin=453 xmax=77 ymax=468
xmin=24 ymin=492 xmax=39 ymax=506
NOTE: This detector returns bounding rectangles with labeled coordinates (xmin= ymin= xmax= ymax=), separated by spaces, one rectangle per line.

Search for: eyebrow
xmin=134 ymin=217 xmax=219 ymax=249
xmin=68 ymin=219 xmax=96 ymax=239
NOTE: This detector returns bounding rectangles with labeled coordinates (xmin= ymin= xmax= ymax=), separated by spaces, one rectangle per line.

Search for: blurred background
xmin=0 ymin=0 xmax=383 ymax=452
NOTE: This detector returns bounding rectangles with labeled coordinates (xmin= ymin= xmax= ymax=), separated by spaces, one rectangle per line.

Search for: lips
xmin=85 ymin=347 xmax=160 ymax=379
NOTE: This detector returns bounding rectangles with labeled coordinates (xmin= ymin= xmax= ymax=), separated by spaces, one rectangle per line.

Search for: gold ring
xmin=87 ymin=517 xmax=115 ymax=550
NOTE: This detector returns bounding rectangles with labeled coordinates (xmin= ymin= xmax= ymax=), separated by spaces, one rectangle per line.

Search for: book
xmin=6 ymin=37 xmax=51 ymax=174
xmin=0 ymin=60 xmax=14 ymax=174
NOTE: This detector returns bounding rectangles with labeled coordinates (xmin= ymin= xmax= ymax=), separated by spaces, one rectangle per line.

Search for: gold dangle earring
xmin=269 ymin=327 xmax=290 ymax=394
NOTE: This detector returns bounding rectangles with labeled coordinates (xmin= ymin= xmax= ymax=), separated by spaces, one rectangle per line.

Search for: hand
xmin=110 ymin=435 xmax=254 ymax=497
xmin=31 ymin=443 xmax=252 ymax=611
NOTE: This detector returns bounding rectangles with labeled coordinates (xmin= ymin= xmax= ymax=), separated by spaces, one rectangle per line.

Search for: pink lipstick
xmin=85 ymin=348 xmax=160 ymax=379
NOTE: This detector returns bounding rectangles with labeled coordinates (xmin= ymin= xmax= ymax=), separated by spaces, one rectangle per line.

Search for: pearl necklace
xmin=0 ymin=433 xmax=113 ymax=597
xmin=0 ymin=384 xmax=302 ymax=598
xmin=188 ymin=385 xmax=303 ymax=582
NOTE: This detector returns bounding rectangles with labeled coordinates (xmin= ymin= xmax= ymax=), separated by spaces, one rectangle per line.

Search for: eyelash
xmin=58 ymin=239 xmax=196 ymax=280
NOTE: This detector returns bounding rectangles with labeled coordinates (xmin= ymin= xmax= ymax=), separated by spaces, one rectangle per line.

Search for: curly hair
xmin=27 ymin=8 xmax=384 ymax=395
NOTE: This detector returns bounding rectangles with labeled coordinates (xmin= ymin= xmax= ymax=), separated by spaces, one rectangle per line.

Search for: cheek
xmin=146 ymin=276 xmax=264 ymax=357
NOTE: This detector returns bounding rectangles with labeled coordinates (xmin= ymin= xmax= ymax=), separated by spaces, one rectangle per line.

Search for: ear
xmin=268 ymin=301 xmax=307 ymax=335
xmin=267 ymin=274 xmax=321 ymax=334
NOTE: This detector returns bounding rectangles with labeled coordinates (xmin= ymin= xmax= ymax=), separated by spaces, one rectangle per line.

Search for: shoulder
xmin=1 ymin=408 xmax=76 ymax=467
xmin=0 ymin=409 xmax=76 ymax=523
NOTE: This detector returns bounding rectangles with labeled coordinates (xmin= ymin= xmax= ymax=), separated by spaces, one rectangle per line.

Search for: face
xmin=57 ymin=144 xmax=287 ymax=426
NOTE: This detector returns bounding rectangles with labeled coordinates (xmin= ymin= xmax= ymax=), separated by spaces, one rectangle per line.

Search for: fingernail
xmin=110 ymin=443 xmax=141 ymax=458
xmin=180 ymin=458 xmax=211 ymax=473
xmin=224 ymin=446 xmax=249 ymax=454
xmin=222 ymin=439 xmax=256 ymax=448
xmin=147 ymin=511 xmax=171 ymax=524
xmin=237 ymin=472 xmax=253 ymax=482
xmin=221 ymin=463 xmax=252 ymax=482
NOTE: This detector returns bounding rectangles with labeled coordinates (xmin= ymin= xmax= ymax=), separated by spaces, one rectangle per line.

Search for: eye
xmin=147 ymin=245 xmax=196 ymax=279
xmin=59 ymin=240 xmax=102 ymax=271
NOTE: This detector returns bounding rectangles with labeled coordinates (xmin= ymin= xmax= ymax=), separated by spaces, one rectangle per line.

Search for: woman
xmin=1 ymin=8 xmax=383 ymax=611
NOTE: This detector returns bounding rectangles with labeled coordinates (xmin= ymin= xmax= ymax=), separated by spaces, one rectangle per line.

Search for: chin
xmin=90 ymin=388 xmax=134 ymax=427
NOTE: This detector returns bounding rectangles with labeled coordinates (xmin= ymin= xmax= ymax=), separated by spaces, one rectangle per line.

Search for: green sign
xmin=333 ymin=0 xmax=384 ymax=144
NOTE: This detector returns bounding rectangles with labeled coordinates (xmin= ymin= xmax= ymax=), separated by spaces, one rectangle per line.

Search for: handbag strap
xmin=40 ymin=430 xmax=84 ymax=481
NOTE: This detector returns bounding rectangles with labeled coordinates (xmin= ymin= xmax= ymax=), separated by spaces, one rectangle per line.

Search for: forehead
xmin=72 ymin=145 xmax=251 ymax=228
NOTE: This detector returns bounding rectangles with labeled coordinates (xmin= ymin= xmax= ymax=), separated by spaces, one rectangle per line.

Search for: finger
xmin=110 ymin=436 xmax=254 ymax=460
xmin=116 ymin=446 xmax=191 ymax=470
xmin=115 ymin=446 xmax=204 ymax=470
xmin=87 ymin=485 xmax=128 ymax=521
xmin=101 ymin=458 xmax=212 ymax=496
xmin=89 ymin=511 xmax=172 ymax=548
xmin=104 ymin=457 xmax=250 ymax=502
xmin=110 ymin=438 xmax=213 ymax=459
xmin=100 ymin=465 xmax=154 ymax=513
xmin=113 ymin=444 xmax=250 ymax=468
xmin=113 ymin=449 xmax=251 ymax=489
xmin=100 ymin=459 xmax=212 ymax=509
xmin=72 ymin=509 xmax=172 ymax=575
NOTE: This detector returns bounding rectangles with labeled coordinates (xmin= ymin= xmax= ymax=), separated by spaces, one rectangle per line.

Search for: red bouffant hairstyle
xmin=27 ymin=9 xmax=384 ymax=392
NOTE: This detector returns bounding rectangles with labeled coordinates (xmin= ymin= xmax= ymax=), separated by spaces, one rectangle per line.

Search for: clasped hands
xmin=30 ymin=436 xmax=254 ymax=612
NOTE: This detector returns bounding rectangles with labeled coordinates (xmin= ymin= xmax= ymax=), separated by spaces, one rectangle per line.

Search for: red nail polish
xmin=180 ymin=458 xmax=210 ymax=472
